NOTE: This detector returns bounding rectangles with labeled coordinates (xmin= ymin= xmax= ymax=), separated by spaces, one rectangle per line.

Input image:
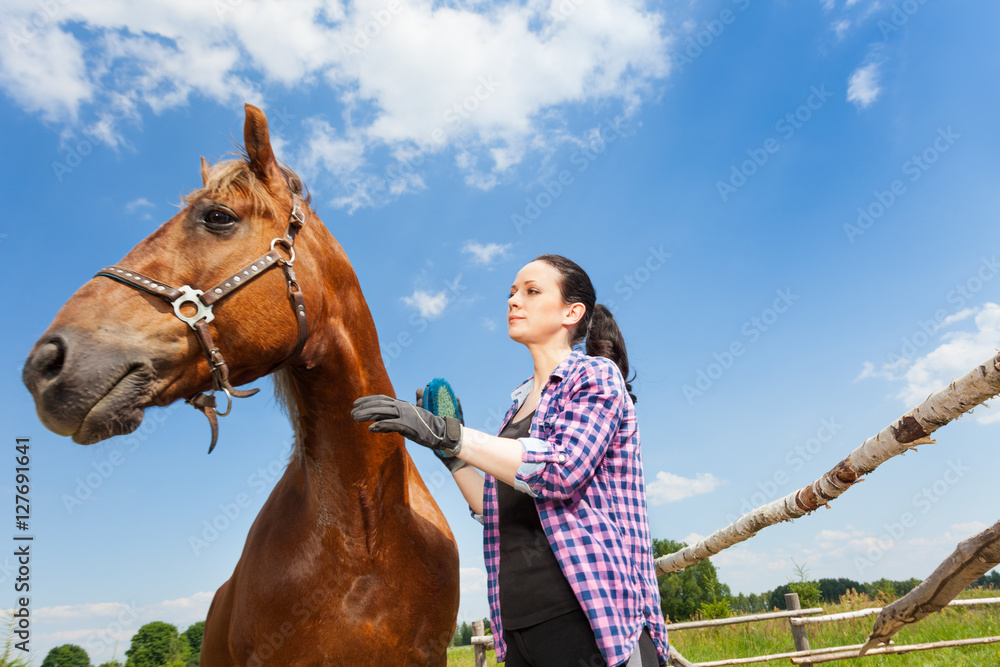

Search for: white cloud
xmin=681 ymin=532 xmax=707 ymax=546
xmin=0 ymin=0 xmax=671 ymax=208
xmin=646 ymin=471 xmax=727 ymax=505
xmin=855 ymin=304 xmax=998 ymax=422
xmin=460 ymin=567 xmax=487 ymax=594
xmin=402 ymin=289 xmax=449 ymax=318
xmin=124 ymin=197 xmax=156 ymax=220
xmin=463 ymin=241 xmax=511 ymax=266
xmin=832 ymin=19 xmax=851 ymax=39
xmin=847 ymin=61 xmax=883 ymax=108
xmin=893 ymin=303 xmax=1000 ymax=415
xmin=35 ymin=591 xmax=213 ymax=625
xmin=481 ymin=317 xmax=497 ymax=331
xmin=124 ymin=197 xmax=154 ymax=213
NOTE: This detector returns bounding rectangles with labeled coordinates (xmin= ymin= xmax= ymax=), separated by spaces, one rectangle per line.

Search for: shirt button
xmin=558 ymin=454 xmax=567 ymax=462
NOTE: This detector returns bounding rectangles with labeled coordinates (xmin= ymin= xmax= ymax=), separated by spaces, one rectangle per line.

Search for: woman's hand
xmin=351 ymin=395 xmax=463 ymax=456
xmin=416 ymin=387 xmax=467 ymax=473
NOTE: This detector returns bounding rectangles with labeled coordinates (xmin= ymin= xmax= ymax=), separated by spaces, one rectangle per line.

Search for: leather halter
xmin=95 ymin=195 xmax=309 ymax=453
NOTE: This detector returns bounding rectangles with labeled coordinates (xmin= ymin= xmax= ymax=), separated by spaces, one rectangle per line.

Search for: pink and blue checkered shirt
xmin=479 ymin=350 xmax=670 ymax=665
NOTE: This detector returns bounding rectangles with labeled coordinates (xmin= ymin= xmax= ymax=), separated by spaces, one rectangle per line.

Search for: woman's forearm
xmin=458 ymin=427 xmax=524 ymax=489
xmin=452 ymin=466 xmax=486 ymax=515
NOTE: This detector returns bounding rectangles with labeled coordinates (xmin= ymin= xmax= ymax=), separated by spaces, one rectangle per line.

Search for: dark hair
xmin=534 ymin=254 xmax=637 ymax=403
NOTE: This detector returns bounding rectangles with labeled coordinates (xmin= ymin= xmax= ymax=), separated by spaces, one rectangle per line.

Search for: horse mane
xmin=184 ymin=152 xmax=310 ymax=221
xmin=188 ymin=153 xmax=311 ymax=462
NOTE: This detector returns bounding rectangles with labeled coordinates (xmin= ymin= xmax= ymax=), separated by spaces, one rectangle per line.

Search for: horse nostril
xmin=32 ymin=338 xmax=67 ymax=381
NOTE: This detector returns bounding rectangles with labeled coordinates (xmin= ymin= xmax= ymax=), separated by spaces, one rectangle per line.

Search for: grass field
xmin=672 ymin=587 xmax=999 ymax=666
xmin=448 ymin=643 xmax=498 ymax=666
xmin=447 ymin=588 xmax=998 ymax=666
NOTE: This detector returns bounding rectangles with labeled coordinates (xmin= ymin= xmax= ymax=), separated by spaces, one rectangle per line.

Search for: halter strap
xmin=94 ymin=194 xmax=309 ymax=453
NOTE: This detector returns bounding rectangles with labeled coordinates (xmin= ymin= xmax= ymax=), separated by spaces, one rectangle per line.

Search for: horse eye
xmin=205 ymin=210 xmax=234 ymax=228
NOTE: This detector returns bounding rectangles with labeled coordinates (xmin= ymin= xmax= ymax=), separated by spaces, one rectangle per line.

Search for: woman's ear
xmin=564 ymin=302 xmax=586 ymax=327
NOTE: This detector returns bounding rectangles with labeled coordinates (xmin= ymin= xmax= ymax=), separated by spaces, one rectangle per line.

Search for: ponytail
xmin=585 ymin=303 xmax=637 ymax=404
xmin=534 ymin=254 xmax=637 ymax=404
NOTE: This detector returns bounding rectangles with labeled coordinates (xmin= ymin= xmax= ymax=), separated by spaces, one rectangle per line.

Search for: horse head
xmin=23 ymin=104 xmax=349 ymax=449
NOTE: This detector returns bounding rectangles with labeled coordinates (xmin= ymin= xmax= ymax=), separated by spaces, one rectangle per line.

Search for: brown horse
xmin=22 ymin=104 xmax=459 ymax=665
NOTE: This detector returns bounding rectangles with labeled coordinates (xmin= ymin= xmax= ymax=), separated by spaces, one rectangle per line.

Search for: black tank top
xmin=497 ymin=409 xmax=582 ymax=629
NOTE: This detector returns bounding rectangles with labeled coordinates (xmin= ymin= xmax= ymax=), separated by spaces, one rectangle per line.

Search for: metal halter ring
xmin=171 ymin=286 xmax=215 ymax=329
xmin=214 ymin=386 xmax=233 ymax=417
xmin=270 ymin=237 xmax=296 ymax=265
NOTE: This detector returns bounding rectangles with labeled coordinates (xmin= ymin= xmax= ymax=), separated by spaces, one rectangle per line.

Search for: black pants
xmin=503 ymin=608 xmax=659 ymax=667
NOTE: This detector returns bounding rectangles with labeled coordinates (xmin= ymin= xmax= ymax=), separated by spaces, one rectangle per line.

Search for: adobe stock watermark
xmin=723 ymin=417 xmax=843 ymax=524
xmin=511 ymin=118 xmax=628 ymax=233
xmin=188 ymin=438 xmax=294 ymax=555
xmin=382 ymin=272 xmax=466 ymax=370
xmin=862 ymin=255 xmax=1000 ymax=377
xmin=683 ymin=288 xmax=800 ymax=403
xmin=337 ymin=0 xmax=405 ymax=56
xmin=61 ymin=405 xmax=179 ymax=513
xmin=604 ymin=246 xmax=672 ymax=314
xmin=877 ymin=0 xmax=933 ymax=39
xmin=843 ymin=126 xmax=959 ymax=243
xmin=7 ymin=0 xmax=70 ymax=50
xmin=717 ymin=84 xmax=833 ymax=201
xmin=853 ymin=459 xmax=969 ymax=574
xmin=84 ymin=601 xmax=142 ymax=658
xmin=382 ymin=75 xmax=502 ymax=188
xmin=673 ymin=0 xmax=754 ymax=73
xmin=550 ymin=0 xmax=586 ymax=21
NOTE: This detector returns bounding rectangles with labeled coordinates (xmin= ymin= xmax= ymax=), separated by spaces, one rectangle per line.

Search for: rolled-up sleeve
xmin=513 ymin=363 xmax=624 ymax=499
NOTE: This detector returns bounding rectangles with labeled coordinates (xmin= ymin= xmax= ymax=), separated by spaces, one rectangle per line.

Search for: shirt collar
xmin=509 ymin=349 xmax=584 ymax=405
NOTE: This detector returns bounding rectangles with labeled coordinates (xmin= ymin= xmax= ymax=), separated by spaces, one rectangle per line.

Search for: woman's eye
xmin=205 ymin=210 xmax=235 ymax=227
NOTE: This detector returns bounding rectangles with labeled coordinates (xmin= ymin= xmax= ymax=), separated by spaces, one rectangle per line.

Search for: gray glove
xmin=417 ymin=387 xmax=468 ymax=473
xmin=351 ymin=394 xmax=463 ymax=457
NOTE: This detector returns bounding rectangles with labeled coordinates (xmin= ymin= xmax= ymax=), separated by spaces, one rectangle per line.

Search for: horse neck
xmin=277 ymin=250 xmax=409 ymax=513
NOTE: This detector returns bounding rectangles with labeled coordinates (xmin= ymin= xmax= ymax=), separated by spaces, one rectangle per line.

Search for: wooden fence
xmin=466 ymin=352 xmax=1000 ymax=664
xmin=664 ymin=592 xmax=1000 ymax=666
xmin=468 ymin=592 xmax=1000 ymax=665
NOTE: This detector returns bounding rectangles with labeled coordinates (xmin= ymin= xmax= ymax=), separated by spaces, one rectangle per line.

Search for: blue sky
xmin=2 ymin=0 xmax=999 ymax=663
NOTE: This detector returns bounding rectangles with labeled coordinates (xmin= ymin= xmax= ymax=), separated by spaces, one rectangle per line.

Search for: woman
xmin=352 ymin=255 xmax=669 ymax=666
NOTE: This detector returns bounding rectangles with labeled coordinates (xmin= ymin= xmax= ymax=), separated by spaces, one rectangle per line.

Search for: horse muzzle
xmin=23 ymin=327 xmax=156 ymax=444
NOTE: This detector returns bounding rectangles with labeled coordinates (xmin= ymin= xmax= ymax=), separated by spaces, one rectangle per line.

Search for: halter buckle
xmin=171 ymin=285 xmax=215 ymax=329
xmin=290 ymin=202 xmax=306 ymax=227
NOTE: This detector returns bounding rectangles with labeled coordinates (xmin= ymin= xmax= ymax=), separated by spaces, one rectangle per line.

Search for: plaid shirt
xmin=479 ymin=350 xmax=669 ymax=665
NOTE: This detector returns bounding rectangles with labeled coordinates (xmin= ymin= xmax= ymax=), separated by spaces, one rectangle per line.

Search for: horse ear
xmin=243 ymin=103 xmax=284 ymax=186
xmin=200 ymin=156 xmax=211 ymax=187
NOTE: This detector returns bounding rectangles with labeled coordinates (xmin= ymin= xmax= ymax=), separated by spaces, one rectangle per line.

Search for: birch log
xmin=668 ymin=645 xmax=697 ymax=667
xmin=859 ymin=518 xmax=1000 ymax=655
xmin=655 ymin=351 xmax=1000 ymax=575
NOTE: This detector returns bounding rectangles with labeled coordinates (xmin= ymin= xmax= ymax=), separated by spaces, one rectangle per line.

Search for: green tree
xmin=786 ymin=559 xmax=822 ymax=607
xmin=817 ymin=577 xmax=862 ymax=603
xmin=973 ymin=569 xmax=1000 ymax=590
xmin=125 ymin=622 xmax=189 ymax=667
xmin=653 ymin=538 xmax=729 ymax=622
xmin=97 ymin=662 xmax=124 ymax=667
xmin=41 ymin=644 xmax=91 ymax=667
xmin=181 ymin=622 xmax=204 ymax=667
xmin=459 ymin=621 xmax=473 ymax=646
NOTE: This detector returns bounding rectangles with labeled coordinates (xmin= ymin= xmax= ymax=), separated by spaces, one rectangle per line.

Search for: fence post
xmin=472 ymin=620 xmax=486 ymax=667
xmin=785 ymin=592 xmax=812 ymax=666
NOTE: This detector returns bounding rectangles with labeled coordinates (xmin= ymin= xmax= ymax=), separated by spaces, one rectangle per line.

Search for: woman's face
xmin=507 ymin=260 xmax=582 ymax=346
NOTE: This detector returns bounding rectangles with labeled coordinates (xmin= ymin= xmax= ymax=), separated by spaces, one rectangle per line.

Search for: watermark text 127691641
xmin=13 ymin=437 xmax=32 ymax=652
